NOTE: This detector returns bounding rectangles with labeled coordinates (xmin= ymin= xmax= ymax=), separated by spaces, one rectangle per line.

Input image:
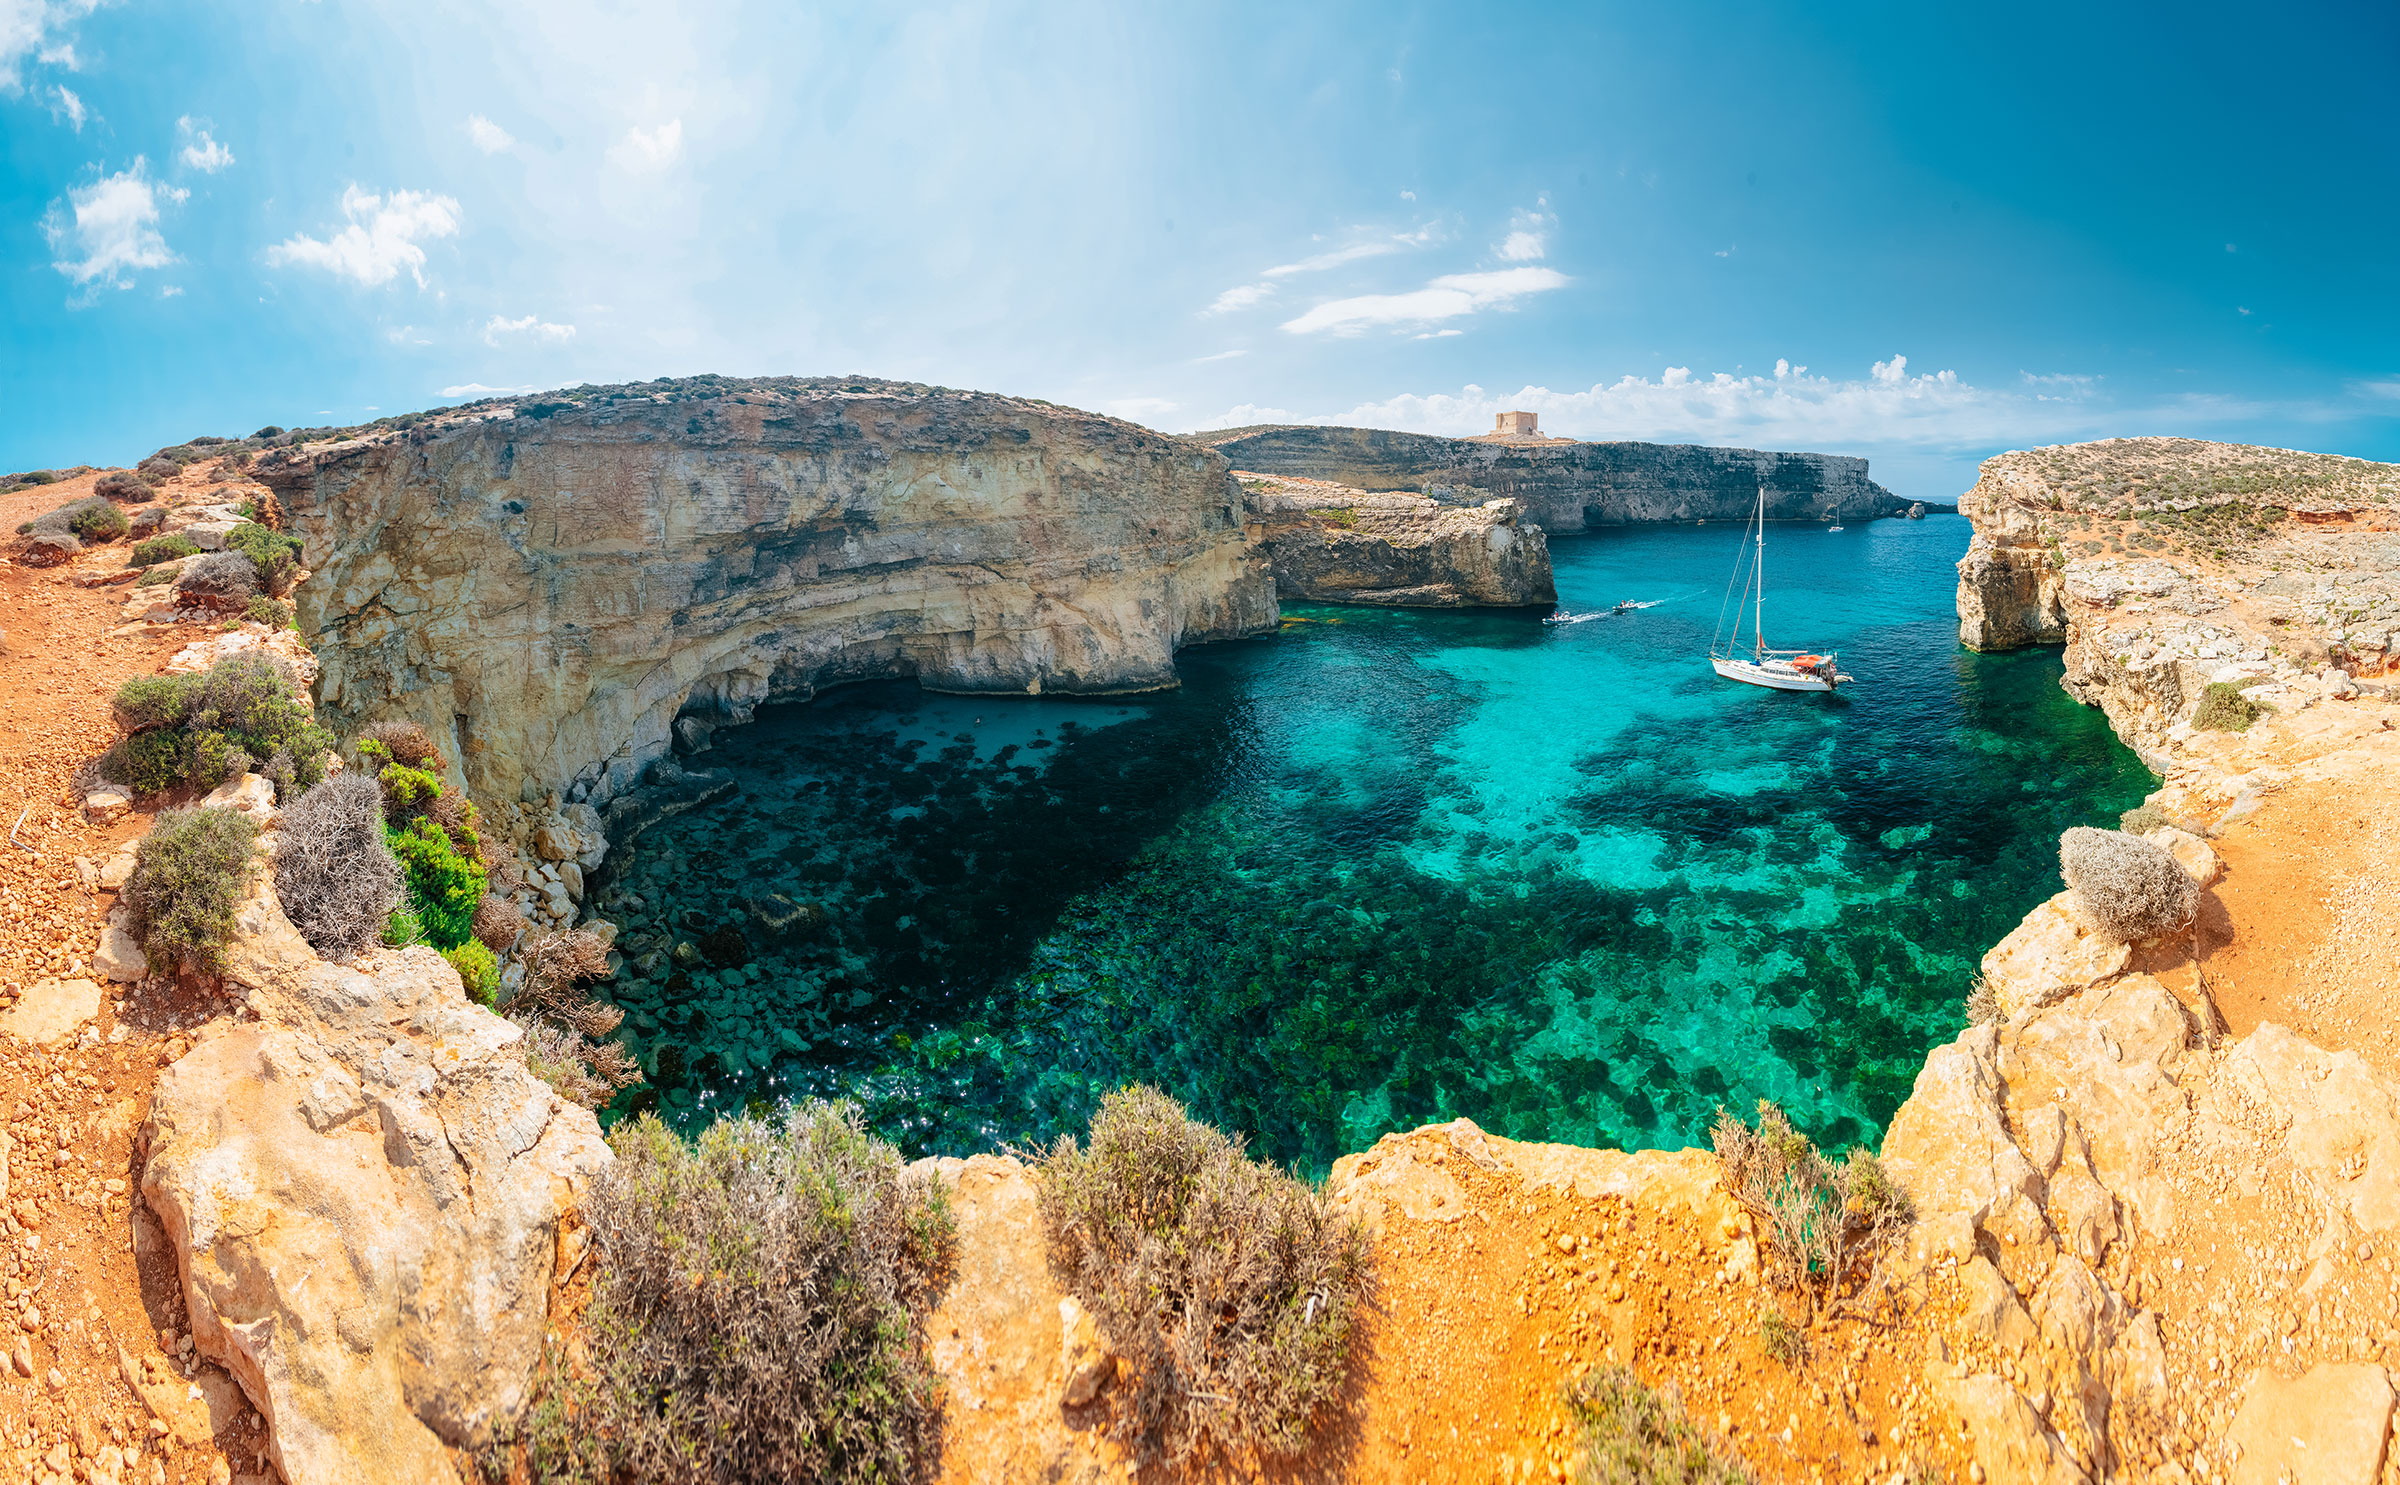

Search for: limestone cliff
xmin=1196 ymin=423 xmax=1904 ymax=533
xmin=1242 ymin=471 xmax=1557 ymax=607
xmin=257 ymin=378 xmax=1279 ymax=809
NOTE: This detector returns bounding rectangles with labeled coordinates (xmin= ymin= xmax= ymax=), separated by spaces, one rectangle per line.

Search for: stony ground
xmin=1 ymin=466 xmax=281 ymax=1485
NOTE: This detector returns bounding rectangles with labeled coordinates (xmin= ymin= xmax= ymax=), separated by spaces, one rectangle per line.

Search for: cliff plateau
xmin=1242 ymin=471 xmax=1557 ymax=607
xmin=1197 ymin=423 xmax=1905 ymax=532
xmin=258 ymin=378 xmax=1279 ymax=810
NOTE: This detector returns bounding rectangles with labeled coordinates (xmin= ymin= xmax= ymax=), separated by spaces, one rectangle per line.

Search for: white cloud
xmin=1493 ymin=202 xmax=1552 ymax=262
xmin=482 ymin=313 xmax=576 ymax=346
xmin=1103 ymin=397 xmax=1177 ymax=422
xmin=1495 ymin=231 xmax=1545 ymax=262
xmin=1194 ymin=348 xmax=1246 ymax=363
xmin=607 ymin=119 xmax=683 ymax=172
xmin=1400 ymin=190 xmax=1416 ymax=201
xmin=177 ymin=117 xmax=234 ymax=172
xmin=386 ymin=325 xmax=431 ymax=346
xmin=47 ymin=83 xmax=81 ymax=128
xmin=1190 ymin=356 xmax=2193 ymax=453
xmin=1204 ymin=282 xmax=1275 ymax=316
xmin=158 ymin=283 xmax=181 ymax=298
xmin=465 ymin=114 xmax=515 ymax=154
xmin=2237 ymin=306 xmax=2251 ymax=316
xmin=265 ymin=185 xmax=461 ymax=288
xmin=1264 ymin=241 xmax=1404 ymax=277
xmin=1281 ymin=265 xmax=1568 ymax=336
xmin=440 ymin=382 xmax=536 ymax=399
xmin=1414 ymin=328 xmax=1463 ymax=339
xmin=1 ymin=0 xmax=98 ymax=91
xmin=44 ymin=158 xmax=179 ymax=293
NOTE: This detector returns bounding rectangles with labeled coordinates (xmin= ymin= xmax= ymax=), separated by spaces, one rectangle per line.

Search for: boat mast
xmin=1753 ymin=485 xmax=1765 ymax=658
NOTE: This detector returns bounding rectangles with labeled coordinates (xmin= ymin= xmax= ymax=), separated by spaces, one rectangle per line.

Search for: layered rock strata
xmin=1243 ymin=471 xmax=1557 ymax=607
xmin=1198 ymin=423 xmax=1904 ymax=532
xmin=142 ymin=872 xmax=610 ymax=1485
xmin=259 ymin=378 xmax=1280 ymax=809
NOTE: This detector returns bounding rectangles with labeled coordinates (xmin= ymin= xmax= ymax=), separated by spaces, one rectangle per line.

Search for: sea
xmin=593 ymin=514 xmax=2154 ymax=1174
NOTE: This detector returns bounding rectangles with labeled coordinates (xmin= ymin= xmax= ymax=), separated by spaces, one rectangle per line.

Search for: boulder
xmin=531 ymin=823 xmax=576 ymax=862
xmin=141 ymin=877 xmax=610 ymax=1485
xmin=93 ymin=909 xmax=147 ymax=983
xmin=84 ymin=789 xmax=132 ymax=825
xmin=2143 ymin=824 xmax=2223 ymax=887
xmin=1977 ymin=892 xmax=2132 ymax=1018
xmin=2 ymin=978 xmax=102 ymax=1046
xmin=199 ymin=772 xmax=278 ymax=828
xmin=2225 ymin=1362 xmax=2393 ymax=1485
xmin=98 ymin=839 xmax=140 ymax=890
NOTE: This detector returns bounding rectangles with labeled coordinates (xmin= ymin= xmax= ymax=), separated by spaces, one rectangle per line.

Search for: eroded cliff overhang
xmin=259 ymin=378 xmax=1277 ymax=808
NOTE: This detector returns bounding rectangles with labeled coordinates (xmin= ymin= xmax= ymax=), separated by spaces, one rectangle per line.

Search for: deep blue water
xmin=594 ymin=515 xmax=2153 ymax=1173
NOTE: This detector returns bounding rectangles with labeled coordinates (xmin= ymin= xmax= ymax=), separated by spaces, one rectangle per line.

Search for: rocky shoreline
xmin=9 ymin=427 xmax=2400 ymax=1483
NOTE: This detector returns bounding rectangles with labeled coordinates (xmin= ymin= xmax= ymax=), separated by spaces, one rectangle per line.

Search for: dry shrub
xmin=1711 ymin=1101 xmax=1912 ymax=1327
xmin=2191 ymin=681 xmax=2262 ymax=732
xmin=1963 ymin=976 xmax=2002 ymax=1027
xmin=1564 ymin=1366 xmax=1755 ymax=1484
xmin=472 ymin=892 xmax=528 ymax=952
xmin=358 ymin=718 xmax=441 ymax=769
xmin=492 ymin=1103 xmax=956 ymax=1482
xmin=94 ymin=471 xmax=154 ymax=503
xmin=175 ymin=550 xmax=259 ymax=607
xmin=514 ymin=1018 xmax=641 ymax=1108
xmin=274 ymin=772 xmax=404 ymax=959
xmin=2059 ymin=826 xmax=2198 ymax=943
xmin=1031 ymin=1086 xmax=1371 ymax=1467
xmin=510 ymin=928 xmax=639 ymax=1106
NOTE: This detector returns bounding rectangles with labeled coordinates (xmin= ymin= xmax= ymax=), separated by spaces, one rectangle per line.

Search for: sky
xmin=3 ymin=0 xmax=2396 ymax=498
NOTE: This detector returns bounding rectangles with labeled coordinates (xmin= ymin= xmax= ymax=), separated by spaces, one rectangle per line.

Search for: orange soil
xmin=1 ymin=469 xmax=272 ymax=1484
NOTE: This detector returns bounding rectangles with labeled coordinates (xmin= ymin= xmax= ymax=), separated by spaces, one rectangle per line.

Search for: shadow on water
xmin=594 ymin=516 xmax=2154 ymax=1175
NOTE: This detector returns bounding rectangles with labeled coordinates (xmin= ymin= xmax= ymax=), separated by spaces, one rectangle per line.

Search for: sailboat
xmin=1710 ymin=486 xmax=1853 ymax=692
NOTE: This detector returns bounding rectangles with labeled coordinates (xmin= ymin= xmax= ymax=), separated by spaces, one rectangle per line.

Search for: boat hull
xmin=1711 ymin=657 xmax=1837 ymax=692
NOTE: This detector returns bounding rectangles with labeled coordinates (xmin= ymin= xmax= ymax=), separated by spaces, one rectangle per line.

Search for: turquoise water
xmin=595 ymin=515 xmax=2153 ymax=1173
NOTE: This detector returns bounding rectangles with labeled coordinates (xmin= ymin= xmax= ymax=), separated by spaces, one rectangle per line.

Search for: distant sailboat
xmin=1710 ymin=487 xmax=1853 ymax=693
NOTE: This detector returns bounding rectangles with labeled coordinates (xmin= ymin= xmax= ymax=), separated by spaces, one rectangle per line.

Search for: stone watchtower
xmin=1492 ymin=410 xmax=1540 ymax=437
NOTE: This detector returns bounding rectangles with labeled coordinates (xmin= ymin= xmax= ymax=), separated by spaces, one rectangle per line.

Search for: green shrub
xmin=485 ymin=1103 xmax=955 ymax=1484
xmin=1562 ymin=1366 xmax=1755 ymax=1485
xmin=2192 ymin=681 xmax=2263 ymax=732
xmin=379 ymin=763 xmax=443 ymax=822
xmin=244 ymin=594 xmax=294 ymax=627
xmin=132 ymin=533 xmax=200 ymax=566
xmin=384 ymin=904 xmax=427 ymax=947
xmin=2118 ymin=803 xmax=2169 ymax=835
xmin=358 ymin=718 xmax=441 ymax=769
xmin=276 ymin=772 xmax=404 ymax=959
xmin=69 ymin=501 xmax=129 ymax=542
xmin=444 ymin=938 xmax=500 ymax=1005
xmin=187 ymin=730 xmax=254 ymax=789
xmin=123 ymin=806 xmax=258 ymax=973
xmin=1032 ymin=1085 xmax=1371 ymax=1465
xmin=106 ymin=729 xmax=190 ymax=795
xmin=387 ymin=816 xmax=486 ymax=949
xmin=227 ymin=521 xmax=302 ymax=595
xmin=93 ymin=471 xmax=154 ymax=502
xmin=136 ymin=562 xmax=182 ymax=587
xmin=112 ymin=672 xmax=201 ymax=733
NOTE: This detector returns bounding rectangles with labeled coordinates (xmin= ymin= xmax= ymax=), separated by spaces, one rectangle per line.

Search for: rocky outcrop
xmin=260 ymin=378 xmax=1278 ymax=808
xmin=1198 ymin=424 xmax=1903 ymax=533
xmin=1956 ymin=467 xmax=2070 ymax=650
xmin=141 ymin=873 xmax=610 ymax=1485
xmin=1243 ymin=472 xmax=1556 ymax=607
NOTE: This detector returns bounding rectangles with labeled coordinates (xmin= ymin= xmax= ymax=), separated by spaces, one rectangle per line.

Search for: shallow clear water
xmin=596 ymin=515 xmax=2153 ymax=1173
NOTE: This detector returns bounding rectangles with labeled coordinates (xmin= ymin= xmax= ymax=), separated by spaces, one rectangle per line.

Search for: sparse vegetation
xmin=1963 ymin=975 xmax=2001 ymax=1027
xmin=100 ymin=654 xmax=332 ymax=799
xmin=1758 ymin=1312 xmax=1805 ymax=1366
xmin=2058 ymin=826 xmax=2199 ymax=943
xmin=174 ymin=550 xmax=260 ymax=607
xmin=2118 ymin=803 xmax=2169 ymax=835
xmin=507 ymin=927 xmax=641 ymax=1107
xmin=473 ymin=892 xmax=529 ymax=952
xmin=69 ymin=501 xmax=129 ymax=542
xmin=1711 ymin=1100 xmax=1912 ymax=1328
xmin=227 ymin=521 xmax=303 ymax=595
xmin=132 ymin=533 xmax=200 ymax=566
xmin=93 ymin=471 xmax=155 ymax=502
xmin=244 ymin=595 xmax=294 ymax=627
xmin=274 ymin=772 xmax=404 ymax=959
xmin=2191 ymin=680 xmax=2263 ymax=732
xmin=484 ymin=1102 xmax=957 ymax=1484
xmin=123 ymin=805 xmax=259 ymax=973
xmin=1561 ymin=1366 xmax=1755 ymax=1485
xmin=1031 ymin=1085 xmax=1371 ymax=1466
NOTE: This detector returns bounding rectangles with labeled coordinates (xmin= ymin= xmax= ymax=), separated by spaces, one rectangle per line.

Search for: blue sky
xmin=4 ymin=0 xmax=2395 ymax=498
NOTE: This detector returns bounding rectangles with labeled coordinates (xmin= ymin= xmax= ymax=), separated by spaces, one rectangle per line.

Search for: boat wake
xmin=1543 ymin=599 xmax=1664 ymax=625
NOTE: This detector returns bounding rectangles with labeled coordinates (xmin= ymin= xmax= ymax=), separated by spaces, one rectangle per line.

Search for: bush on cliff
xmin=174 ymin=550 xmax=260 ymax=607
xmin=226 ymin=520 xmax=302 ymax=596
xmin=1563 ymin=1366 xmax=1755 ymax=1485
xmin=274 ymin=772 xmax=404 ymax=959
xmin=508 ymin=928 xmax=641 ymax=1108
xmin=444 ymin=938 xmax=501 ymax=1005
xmin=68 ymin=500 xmax=129 ymax=542
xmin=387 ymin=816 xmax=485 ymax=949
xmin=2191 ymin=680 xmax=2263 ymax=732
xmin=489 ymin=1102 xmax=957 ymax=1484
xmin=94 ymin=471 xmax=154 ymax=503
xmin=100 ymin=654 xmax=332 ymax=800
xmin=2059 ymin=826 xmax=2199 ymax=943
xmin=124 ymin=806 xmax=259 ymax=974
xmin=131 ymin=533 xmax=200 ymax=567
xmin=1030 ymin=1085 xmax=1371 ymax=1466
xmin=1711 ymin=1100 xmax=1912 ymax=1327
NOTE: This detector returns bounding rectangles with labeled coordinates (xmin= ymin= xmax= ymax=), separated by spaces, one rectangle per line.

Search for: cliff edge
xmin=1242 ymin=470 xmax=1557 ymax=608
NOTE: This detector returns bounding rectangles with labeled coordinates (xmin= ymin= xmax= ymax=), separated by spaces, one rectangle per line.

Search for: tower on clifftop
xmin=1492 ymin=410 xmax=1540 ymax=437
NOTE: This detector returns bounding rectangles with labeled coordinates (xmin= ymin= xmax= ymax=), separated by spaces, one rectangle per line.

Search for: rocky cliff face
xmin=1197 ymin=424 xmax=1902 ymax=532
xmin=1242 ymin=472 xmax=1556 ymax=607
xmin=258 ymin=378 xmax=1278 ymax=808
xmin=1953 ymin=438 xmax=2400 ymax=764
